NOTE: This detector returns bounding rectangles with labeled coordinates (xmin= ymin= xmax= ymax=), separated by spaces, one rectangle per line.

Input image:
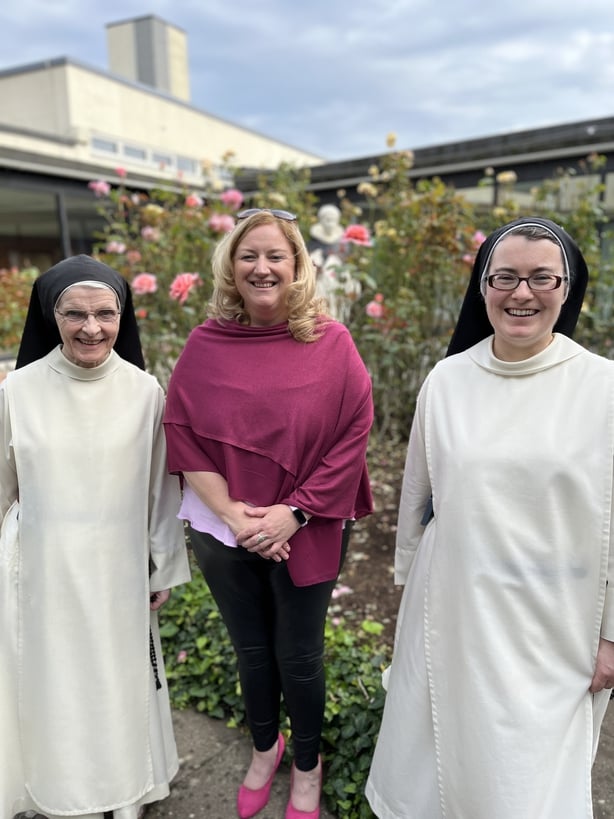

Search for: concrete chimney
xmin=106 ymin=15 xmax=191 ymax=102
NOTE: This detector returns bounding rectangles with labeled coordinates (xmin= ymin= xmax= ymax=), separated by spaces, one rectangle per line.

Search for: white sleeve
xmin=601 ymin=465 xmax=614 ymax=640
xmin=394 ymin=376 xmax=432 ymax=585
xmin=0 ymin=381 xmax=18 ymax=521
xmin=148 ymin=386 xmax=191 ymax=591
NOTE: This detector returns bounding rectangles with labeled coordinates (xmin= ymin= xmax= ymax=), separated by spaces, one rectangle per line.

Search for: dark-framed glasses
xmin=487 ymin=273 xmax=567 ymax=292
xmin=55 ymin=308 xmax=121 ymax=325
xmin=236 ymin=208 xmax=297 ymax=222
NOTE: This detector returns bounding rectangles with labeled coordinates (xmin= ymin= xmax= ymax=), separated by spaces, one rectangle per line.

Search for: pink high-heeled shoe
xmin=236 ymin=732 xmax=285 ymax=819
xmin=284 ymin=756 xmax=322 ymax=819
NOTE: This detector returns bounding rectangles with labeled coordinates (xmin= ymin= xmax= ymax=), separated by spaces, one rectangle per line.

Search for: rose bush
xmin=0 ymin=265 xmax=39 ymax=357
xmin=85 ymin=169 xmax=245 ymax=384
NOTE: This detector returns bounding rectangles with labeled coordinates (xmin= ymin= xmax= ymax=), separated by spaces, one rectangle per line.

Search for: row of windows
xmin=90 ymin=136 xmax=200 ymax=176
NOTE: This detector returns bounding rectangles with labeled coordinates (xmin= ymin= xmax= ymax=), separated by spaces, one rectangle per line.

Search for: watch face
xmin=292 ymin=507 xmax=308 ymax=526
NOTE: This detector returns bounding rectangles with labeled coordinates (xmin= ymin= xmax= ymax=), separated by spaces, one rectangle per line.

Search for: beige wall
xmin=0 ymin=61 xmax=322 ymax=186
xmin=0 ymin=66 xmax=71 ymax=137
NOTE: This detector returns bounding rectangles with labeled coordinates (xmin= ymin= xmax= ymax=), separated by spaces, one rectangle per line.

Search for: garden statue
xmin=308 ymin=204 xmax=361 ymax=324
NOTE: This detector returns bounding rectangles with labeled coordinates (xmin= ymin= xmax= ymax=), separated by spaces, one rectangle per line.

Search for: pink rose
xmin=105 ymin=240 xmax=126 ymax=254
xmin=176 ymin=650 xmax=188 ymax=663
xmin=342 ymin=224 xmax=372 ymax=246
xmin=208 ymin=213 xmax=235 ymax=233
xmin=116 ymin=166 xmax=127 ymax=178
xmin=473 ymin=230 xmax=487 ymax=248
xmin=185 ymin=193 xmax=204 ymax=208
xmin=462 ymin=231 xmax=487 ymax=266
xmin=366 ymin=300 xmax=385 ymax=318
xmin=141 ymin=226 xmax=160 ymax=242
xmin=88 ymin=179 xmax=111 ymax=197
xmin=220 ymin=188 xmax=244 ymax=211
xmin=126 ymin=250 xmax=142 ymax=265
xmin=132 ymin=273 xmax=158 ymax=295
xmin=169 ymin=272 xmax=201 ymax=305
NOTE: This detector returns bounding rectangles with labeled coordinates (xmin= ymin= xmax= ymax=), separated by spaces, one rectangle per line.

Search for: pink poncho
xmin=164 ymin=318 xmax=373 ymax=585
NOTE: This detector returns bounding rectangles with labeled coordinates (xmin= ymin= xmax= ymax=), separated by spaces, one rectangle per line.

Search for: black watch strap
xmin=290 ymin=506 xmax=309 ymax=527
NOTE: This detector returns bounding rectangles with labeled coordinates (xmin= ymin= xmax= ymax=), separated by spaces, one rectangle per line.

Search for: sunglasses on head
xmin=236 ymin=208 xmax=297 ymax=222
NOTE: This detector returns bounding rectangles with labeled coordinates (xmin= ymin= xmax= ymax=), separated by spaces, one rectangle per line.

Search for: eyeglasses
xmin=55 ymin=308 xmax=121 ymax=324
xmin=486 ymin=273 xmax=567 ymax=291
xmin=236 ymin=208 xmax=297 ymax=222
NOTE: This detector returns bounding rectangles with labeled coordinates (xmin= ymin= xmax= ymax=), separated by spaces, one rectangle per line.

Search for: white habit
xmin=0 ymin=347 xmax=190 ymax=818
xmin=366 ymin=334 xmax=614 ymax=819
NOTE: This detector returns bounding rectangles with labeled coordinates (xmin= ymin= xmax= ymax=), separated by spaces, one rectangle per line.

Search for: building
xmin=239 ymin=116 xmax=614 ymax=225
xmin=0 ymin=15 xmax=323 ymax=270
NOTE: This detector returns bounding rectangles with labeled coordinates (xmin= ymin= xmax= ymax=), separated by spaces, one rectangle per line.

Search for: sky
xmin=1 ymin=0 xmax=614 ymax=162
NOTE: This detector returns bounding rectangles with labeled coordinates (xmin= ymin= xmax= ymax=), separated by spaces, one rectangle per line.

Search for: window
xmin=91 ymin=137 xmax=118 ymax=154
xmin=177 ymin=155 xmax=198 ymax=174
xmin=153 ymin=152 xmax=174 ymax=168
xmin=123 ymin=145 xmax=147 ymax=161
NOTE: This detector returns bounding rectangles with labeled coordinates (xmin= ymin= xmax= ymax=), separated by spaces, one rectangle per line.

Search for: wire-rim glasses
xmin=487 ymin=273 xmax=567 ymax=291
xmin=236 ymin=208 xmax=297 ymax=222
xmin=55 ymin=308 xmax=121 ymax=325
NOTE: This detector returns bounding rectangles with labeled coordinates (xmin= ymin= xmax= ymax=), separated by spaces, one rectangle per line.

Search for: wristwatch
xmin=289 ymin=506 xmax=309 ymax=527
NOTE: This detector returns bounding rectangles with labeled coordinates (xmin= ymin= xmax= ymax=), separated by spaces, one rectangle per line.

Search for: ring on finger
xmin=256 ymin=533 xmax=267 ymax=545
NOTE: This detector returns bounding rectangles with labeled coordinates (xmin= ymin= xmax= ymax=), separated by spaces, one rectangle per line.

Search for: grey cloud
xmin=1 ymin=0 xmax=614 ymax=159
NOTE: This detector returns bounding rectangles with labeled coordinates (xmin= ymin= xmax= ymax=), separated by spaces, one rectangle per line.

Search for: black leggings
xmin=189 ymin=524 xmax=349 ymax=771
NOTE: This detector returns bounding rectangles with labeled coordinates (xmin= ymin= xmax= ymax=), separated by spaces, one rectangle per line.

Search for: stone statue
xmin=309 ymin=204 xmax=345 ymax=247
xmin=308 ymin=205 xmax=361 ymax=324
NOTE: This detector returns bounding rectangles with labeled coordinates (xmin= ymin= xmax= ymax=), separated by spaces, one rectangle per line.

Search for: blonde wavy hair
xmin=208 ymin=210 xmax=329 ymax=343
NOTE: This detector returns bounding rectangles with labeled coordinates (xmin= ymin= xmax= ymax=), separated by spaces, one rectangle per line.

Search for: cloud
xmin=1 ymin=0 xmax=614 ymax=160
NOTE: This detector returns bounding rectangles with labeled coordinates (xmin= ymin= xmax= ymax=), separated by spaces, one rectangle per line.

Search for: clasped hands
xmin=233 ymin=502 xmax=301 ymax=562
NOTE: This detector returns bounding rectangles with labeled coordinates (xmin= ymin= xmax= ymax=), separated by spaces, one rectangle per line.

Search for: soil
xmin=331 ymin=442 xmax=405 ymax=646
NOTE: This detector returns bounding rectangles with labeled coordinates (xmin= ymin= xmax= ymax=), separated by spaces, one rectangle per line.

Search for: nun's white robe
xmin=366 ymin=334 xmax=614 ymax=819
xmin=0 ymin=347 xmax=190 ymax=819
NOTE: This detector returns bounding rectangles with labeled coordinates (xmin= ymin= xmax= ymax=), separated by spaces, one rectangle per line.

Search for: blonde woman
xmin=164 ymin=209 xmax=374 ymax=819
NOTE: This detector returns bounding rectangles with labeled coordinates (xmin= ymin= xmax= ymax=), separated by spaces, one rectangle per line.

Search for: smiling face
xmin=233 ymin=223 xmax=296 ymax=326
xmin=55 ymin=285 xmax=120 ymax=367
xmin=484 ymin=234 xmax=567 ymax=361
